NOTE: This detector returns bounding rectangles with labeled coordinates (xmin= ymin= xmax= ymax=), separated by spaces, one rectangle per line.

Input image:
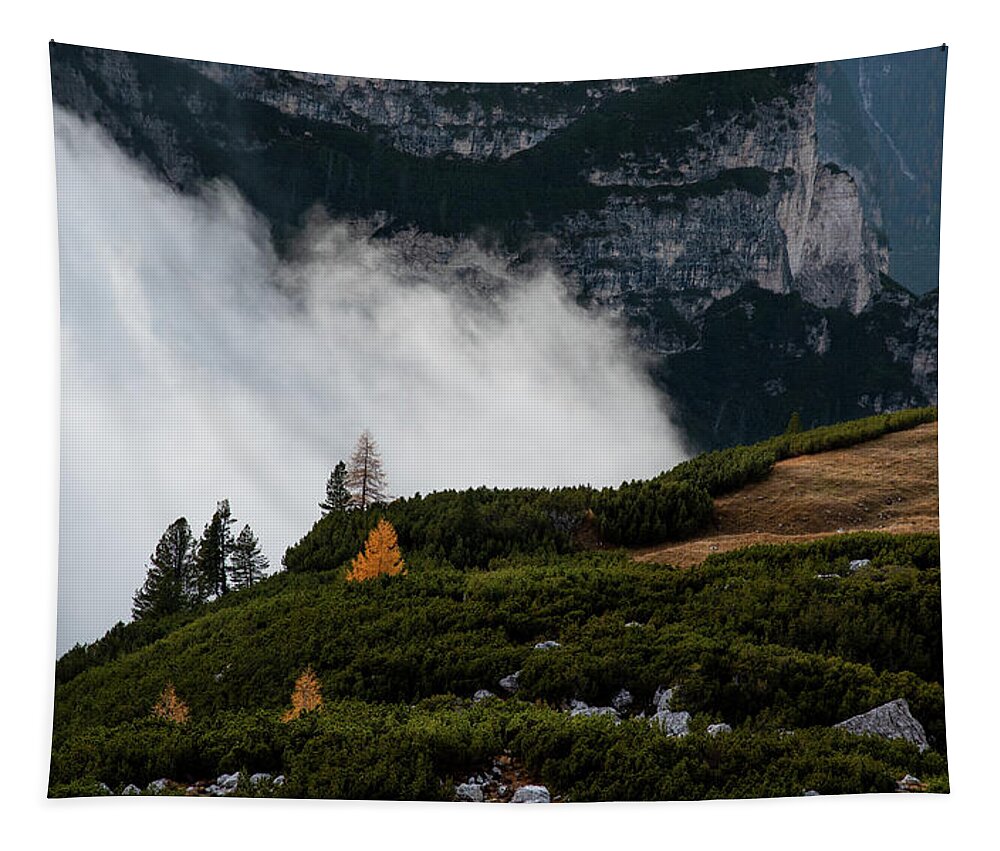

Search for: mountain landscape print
xmin=48 ymin=41 xmax=947 ymax=801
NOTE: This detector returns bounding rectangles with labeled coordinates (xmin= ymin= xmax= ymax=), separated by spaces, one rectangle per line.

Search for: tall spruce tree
xmin=195 ymin=499 xmax=236 ymax=599
xmin=319 ymin=461 xmax=351 ymax=514
xmin=132 ymin=517 xmax=197 ymax=621
xmin=346 ymin=430 xmax=388 ymax=510
xmin=230 ymin=524 xmax=269 ymax=589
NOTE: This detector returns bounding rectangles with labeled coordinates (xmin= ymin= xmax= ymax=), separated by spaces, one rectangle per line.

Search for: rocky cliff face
xmin=196 ymin=62 xmax=657 ymax=160
xmin=49 ymin=42 xmax=938 ymax=448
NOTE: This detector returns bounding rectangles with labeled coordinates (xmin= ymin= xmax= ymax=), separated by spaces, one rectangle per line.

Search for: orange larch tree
xmin=281 ymin=666 xmax=323 ymax=722
xmin=151 ymin=682 xmax=190 ymax=724
xmin=346 ymin=518 xmax=405 ymax=582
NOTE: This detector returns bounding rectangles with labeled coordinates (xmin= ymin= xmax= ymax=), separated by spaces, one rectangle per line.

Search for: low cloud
xmin=54 ymin=106 xmax=690 ymax=653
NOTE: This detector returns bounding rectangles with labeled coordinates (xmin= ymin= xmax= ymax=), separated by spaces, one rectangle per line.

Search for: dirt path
xmin=634 ymin=422 xmax=939 ymax=567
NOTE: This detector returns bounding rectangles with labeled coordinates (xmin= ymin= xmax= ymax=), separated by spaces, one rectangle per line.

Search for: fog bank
xmin=54 ymin=106 xmax=690 ymax=654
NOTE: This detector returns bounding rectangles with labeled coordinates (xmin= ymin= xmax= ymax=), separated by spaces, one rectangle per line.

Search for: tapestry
xmin=49 ymin=42 xmax=947 ymax=801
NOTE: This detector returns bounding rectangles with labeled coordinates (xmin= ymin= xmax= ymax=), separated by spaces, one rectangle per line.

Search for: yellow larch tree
xmin=151 ymin=682 xmax=190 ymax=724
xmin=345 ymin=518 xmax=405 ymax=582
xmin=281 ymin=666 xmax=323 ymax=722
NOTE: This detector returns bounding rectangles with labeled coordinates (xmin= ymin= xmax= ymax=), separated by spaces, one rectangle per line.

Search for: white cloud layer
xmin=54 ymin=106 xmax=690 ymax=654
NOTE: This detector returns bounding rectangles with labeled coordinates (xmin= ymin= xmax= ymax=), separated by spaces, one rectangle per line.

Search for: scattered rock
xmin=815 ymin=573 xmax=841 ymax=580
xmin=121 ymin=784 xmax=141 ymax=796
xmin=455 ymin=782 xmax=485 ymax=802
xmin=533 ymin=640 xmax=561 ymax=651
xmin=896 ymin=773 xmax=928 ymax=793
xmin=707 ymin=723 xmax=732 ymax=736
xmin=651 ymin=686 xmax=690 ymax=736
xmin=511 ymin=785 xmax=551 ymax=804
xmin=97 ymin=782 xmax=112 ymax=795
xmin=473 ymin=689 xmax=496 ymax=702
xmin=273 ymin=775 xmax=286 ymax=787
xmin=568 ymin=699 xmax=621 ymax=722
xmin=654 ymin=710 xmax=691 ymax=737
xmin=624 ymin=621 xmax=642 ymax=628
xmin=803 ymin=790 xmax=821 ymax=796
xmin=849 ymin=559 xmax=872 ymax=571
xmin=147 ymin=778 xmax=170 ymax=794
xmin=249 ymin=773 xmax=272 ymax=785
xmin=611 ymin=688 xmax=634 ymax=712
xmin=653 ymin=686 xmax=676 ymax=713
xmin=217 ymin=772 xmax=241 ymax=790
xmin=834 ymin=698 xmax=929 ymax=752
xmin=499 ymin=671 xmax=521 ymax=693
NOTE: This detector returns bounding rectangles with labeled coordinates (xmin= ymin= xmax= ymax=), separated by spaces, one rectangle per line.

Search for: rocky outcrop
xmin=499 ymin=671 xmax=521 ymax=693
xmin=795 ymin=165 xmax=884 ymax=313
xmin=533 ymin=640 xmax=561 ymax=651
xmin=195 ymin=64 xmax=657 ymax=161
xmin=707 ymin=723 xmax=732 ymax=736
xmin=611 ymin=689 xmax=634 ymax=712
xmin=651 ymin=687 xmax=691 ymax=737
xmin=834 ymin=698 xmax=929 ymax=752
xmin=455 ymin=782 xmax=485 ymax=802
xmin=568 ymin=699 xmax=621 ymax=722
xmin=511 ymin=785 xmax=551 ymax=804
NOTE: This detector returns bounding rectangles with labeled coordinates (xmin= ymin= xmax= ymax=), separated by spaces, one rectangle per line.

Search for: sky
xmin=54 ymin=105 xmax=690 ymax=655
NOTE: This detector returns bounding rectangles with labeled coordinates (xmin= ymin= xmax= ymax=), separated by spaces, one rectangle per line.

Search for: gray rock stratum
xmin=834 ymin=698 xmax=929 ymax=752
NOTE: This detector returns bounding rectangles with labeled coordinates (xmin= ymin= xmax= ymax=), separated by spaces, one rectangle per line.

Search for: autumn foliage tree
xmin=151 ymin=683 xmax=190 ymax=724
xmin=346 ymin=518 xmax=405 ymax=581
xmin=281 ymin=666 xmax=323 ymax=722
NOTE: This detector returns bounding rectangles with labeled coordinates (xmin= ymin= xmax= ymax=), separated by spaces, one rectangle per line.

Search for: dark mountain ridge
xmin=49 ymin=42 xmax=939 ymax=449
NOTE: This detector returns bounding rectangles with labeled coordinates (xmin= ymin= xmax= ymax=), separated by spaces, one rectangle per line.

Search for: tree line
xmin=131 ymin=499 xmax=268 ymax=622
xmin=131 ymin=428 xmax=387 ymax=622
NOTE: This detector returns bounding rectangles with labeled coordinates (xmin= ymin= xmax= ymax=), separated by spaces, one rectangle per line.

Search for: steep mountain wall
xmin=49 ymin=43 xmax=937 ymax=447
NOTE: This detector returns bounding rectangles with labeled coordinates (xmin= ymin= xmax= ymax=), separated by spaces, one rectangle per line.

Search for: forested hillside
xmin=50 ymin=409 xmax=945 ymax=800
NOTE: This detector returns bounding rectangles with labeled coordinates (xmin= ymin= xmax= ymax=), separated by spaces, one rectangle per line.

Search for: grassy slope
xmin=638 ymin=421 xmax=938 ymax=566
xmin=50 ymin=411 xmax=947 ymax=799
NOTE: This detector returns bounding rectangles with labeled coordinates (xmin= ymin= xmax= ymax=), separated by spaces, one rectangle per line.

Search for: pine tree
xmin=281 ymin=666 xmax=323 ymax=722
xmin=319 ymin=460 xmax=351 ymax=514
xmin=346 ymin=429 xmax=388 ymax=510
xmin=230 ymin=524 xmax=268 ymax=589
xmin=346 ymin=518 xmax=405 ymax=582
xmin=132 ymin=517 xmax=197 ymax=621
xmin=785 ymin=411 xmax=803 ymax=435
xmin=195 ymin=499 xmax=236 ymax=599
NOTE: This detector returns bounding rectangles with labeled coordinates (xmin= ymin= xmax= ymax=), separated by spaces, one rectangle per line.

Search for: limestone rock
xmin=653 ymin=686 xmax=676 ymax=713
xmin=707 ymin=723 xmax=732 ymax=736
xmin=533 ymin=640 xmax=561 ymax=651
xmin=121 ymin=784 xmax=141 ymax=796
xmin=651 ymin=686 xmax=690 ymax=736
xmin=499 ymin=671 xmax=521 ymax=693
xmin=511 ymin=785 xmax=551 ymax=804
xmin=568 ymin=699 xmax=621 ymax=722
xmin=834 ymin=698 xmax=929 ymax=752
xmin=849 ymin=559 xmax=871 ymax=571
xmin=473 ymin=689 xmax=496 ymax=702
xmin=611 ymin=689 xmax=634 ymax=712
xmin=455 ymin=782 xmax=485 ymax=802
xmin=654 ymin=710 xmax=692 ymax=737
